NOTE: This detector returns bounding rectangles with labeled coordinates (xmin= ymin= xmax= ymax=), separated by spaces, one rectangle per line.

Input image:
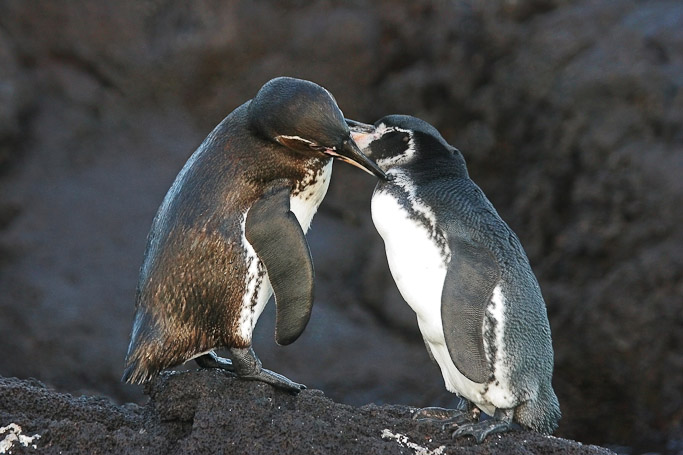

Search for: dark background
xmin=0 ymin=0 xmax=681 ymax=452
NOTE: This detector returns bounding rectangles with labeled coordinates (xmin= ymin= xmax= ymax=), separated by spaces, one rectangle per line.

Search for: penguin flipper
xmin=245 ymin=182 xmax=314 ymax=346
xmin=441 ymin=239 xmax=500 ymax=383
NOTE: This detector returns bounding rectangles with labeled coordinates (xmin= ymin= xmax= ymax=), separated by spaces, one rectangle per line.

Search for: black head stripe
xmin=370 ymin=130 xmax=411 ymax=162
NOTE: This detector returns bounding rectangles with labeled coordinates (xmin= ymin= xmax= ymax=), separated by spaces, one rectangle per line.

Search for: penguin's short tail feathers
xmin=121 ymin=309 xmax=163 ymax=384
xmin=514 ymin=384 xmax=561 ymax=434
xmin=121 ymin=360 xmax=150 ymax=385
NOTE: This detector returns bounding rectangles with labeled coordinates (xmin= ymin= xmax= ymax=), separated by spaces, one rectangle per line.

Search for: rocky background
xmin=0 ymin=0 xmax=681 ymax=453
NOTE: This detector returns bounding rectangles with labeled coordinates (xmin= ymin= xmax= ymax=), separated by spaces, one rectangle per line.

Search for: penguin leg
xmin=413 ymin=398 xmax=478 ymax=426
xmin=195 ymin=351 xmax=236 ymax=374
xmin=231 ymin=346 xmax=306 ymax=394
xmin=450 ymin=408 xmax=515 ymax=443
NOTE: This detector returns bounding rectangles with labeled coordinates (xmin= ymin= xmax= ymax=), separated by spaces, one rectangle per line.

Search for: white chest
xmin=371 ymin=190 xmax=447 ymax=341
xmin=290 ymin=161 xmax=333 ymax=233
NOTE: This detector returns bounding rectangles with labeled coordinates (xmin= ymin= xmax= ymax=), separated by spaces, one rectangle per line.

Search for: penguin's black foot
xmin=412 ymin=406 xmax=476 ymax=426
xmin=450 ymin=419 xmax=513 ymax=443
xmin=247 ymin=367 xmax=307 ymax=394
xmin=195 ymin=351 xmax=236 ymax=373
xmin=449 ymin=408 xmax=515 ymax=443
xmin=231 ymin=347 xmax=306 ymax=394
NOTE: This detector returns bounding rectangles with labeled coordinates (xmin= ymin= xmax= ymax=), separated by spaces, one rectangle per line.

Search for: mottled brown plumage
xmin=123 ymin=78 xmax=385 ymax=391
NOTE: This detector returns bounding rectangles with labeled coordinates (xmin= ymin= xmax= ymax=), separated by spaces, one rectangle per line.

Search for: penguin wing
xmin=245 ymin=182 xmax=314 ymax=346
xmin=441 ymin=237 xmax=500 ymax=383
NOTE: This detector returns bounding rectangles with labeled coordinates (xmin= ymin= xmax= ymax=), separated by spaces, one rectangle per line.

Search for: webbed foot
xmin=231 ymin=347 xmax=306 ymax=394
xmin=449 ymin=408 xmax=515 ymax=443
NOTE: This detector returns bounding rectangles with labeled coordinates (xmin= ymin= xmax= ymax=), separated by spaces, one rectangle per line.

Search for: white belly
xmin=372 ymin=189 xmax=514 ymax=414
xmin=237 ymin=214 xmax=273 ymax=343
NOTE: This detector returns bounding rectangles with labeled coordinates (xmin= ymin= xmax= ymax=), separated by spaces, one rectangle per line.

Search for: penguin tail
xmin=121 ymin=308 xmax=163 ymax=384
xmin=121 ymin=348 xmax=159 ymax=384
xmin=514 ymin=384 xmax=561 ymax=434
xmin=121 ymin=362 xmax=149 ymax=385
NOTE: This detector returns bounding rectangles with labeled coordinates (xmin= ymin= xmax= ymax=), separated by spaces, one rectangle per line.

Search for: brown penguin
xmin=122 ymin=77 xmax=386 ymax=392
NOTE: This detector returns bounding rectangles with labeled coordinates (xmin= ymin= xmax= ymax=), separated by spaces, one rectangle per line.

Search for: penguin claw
xmin=450 ymin=420 xmax=514 ymax=444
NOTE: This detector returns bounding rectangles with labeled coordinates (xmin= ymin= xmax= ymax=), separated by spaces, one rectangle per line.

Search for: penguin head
xmin=248 ymin=77 xmax=387 ymax=180
xmin=349 ymin=114 xmax=466 ymax=174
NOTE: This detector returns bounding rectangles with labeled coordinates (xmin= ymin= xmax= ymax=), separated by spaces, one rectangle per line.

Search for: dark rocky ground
xmin=0 ymin=0 xmax=681 ymax=454
xmin=0 ymin=372 xmax=615 ymax=455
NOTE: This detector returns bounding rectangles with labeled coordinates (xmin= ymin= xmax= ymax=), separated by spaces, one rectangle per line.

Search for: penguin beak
xmin=323 ymin=120 xmax=386 ymax=180
xmin=330 ymin=138 xmax=387 ymax=180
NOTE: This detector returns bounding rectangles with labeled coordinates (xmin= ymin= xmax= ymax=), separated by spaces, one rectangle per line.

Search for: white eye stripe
xmin=375 ymin=123 xmax=412 ymax=136
xmin=275 ymin=135 xmax=315 ymax=145
xmin=276 ymin=135 xmax=334 ymax=151
xmin=373 ymin=124 xmax=416 ymax=168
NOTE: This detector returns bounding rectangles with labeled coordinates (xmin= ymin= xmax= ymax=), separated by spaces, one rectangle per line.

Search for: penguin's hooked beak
xmin=328 ymin=139 xmax=387 ymax=180
xmin=325 ymin=119 xmax=387 ymax=180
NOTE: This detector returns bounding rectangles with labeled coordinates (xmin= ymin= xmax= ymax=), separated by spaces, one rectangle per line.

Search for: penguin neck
xmin=251 ymin=145 xmax=332 ymax=230
xmin=394 ymin=155 xmax=469 ymax=183
xmin=289 ymin=158 xmax=333 ymax=232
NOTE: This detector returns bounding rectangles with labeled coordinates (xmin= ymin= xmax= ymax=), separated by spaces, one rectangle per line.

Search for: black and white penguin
xmin=122 ymin=77 xmax=386 ymax=392
xmin=349 ymin=115 xmax=560 ymax=440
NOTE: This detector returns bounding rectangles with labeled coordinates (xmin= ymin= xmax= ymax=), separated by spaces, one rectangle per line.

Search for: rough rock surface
xmin=0 ymin=0 xmax=681 ymax=453
xmin=0 ymin=372 xmax=615 ymax=455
